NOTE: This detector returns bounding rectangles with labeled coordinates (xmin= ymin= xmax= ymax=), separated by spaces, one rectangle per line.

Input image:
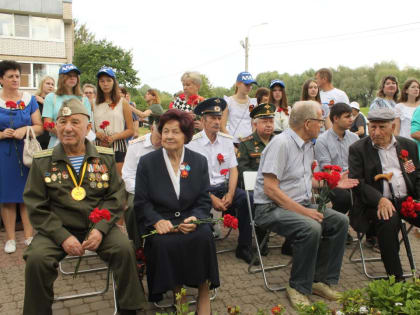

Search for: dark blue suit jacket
xmin=134 ymin=147 xmax=212 ymax=236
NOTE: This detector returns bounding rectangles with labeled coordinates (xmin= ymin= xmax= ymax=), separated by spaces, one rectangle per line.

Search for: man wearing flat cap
xmin=349 ymin=107 xmax=420 ymax=280
xmin=23 ymin=98 xmax=145 ymax=315
xmin=187 ymin=98 xmax=255 ymax=264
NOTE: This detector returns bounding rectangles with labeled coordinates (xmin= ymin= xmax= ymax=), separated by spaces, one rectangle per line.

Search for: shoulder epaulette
xmin=129 ymin=135 xmax=147 ymax=145
xmin=33 ymin=148 xmax=53 ymax=158
xmin=218 ymin=132 xmax=233 ymax=139
xmin=239 ymin=135 xmax=253 ymax=142
xmin=96 ymin=146 xmax=115 ymax=155
xmin=191 ymin=132 xmax=203 ymax=141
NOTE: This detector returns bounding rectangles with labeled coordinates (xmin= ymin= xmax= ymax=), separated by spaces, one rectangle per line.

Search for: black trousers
xmin=368 ymin=200 xmax=420 ymax=277
xmin=209 ymin=185 xmax=253 ymax=247
xmin=330 ymin=188 xmax=352 ymax=214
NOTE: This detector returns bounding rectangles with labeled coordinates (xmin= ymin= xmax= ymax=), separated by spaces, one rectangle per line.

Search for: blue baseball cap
xmin=236 ymin=72 xmax=257 ymax=85
xmin=59 ymin=63 xmax=80 ymax=75
xmin=96 ymin=66 xmax=116 ymax=78
xmin=270 ymin=79 xmax=285 ymax=89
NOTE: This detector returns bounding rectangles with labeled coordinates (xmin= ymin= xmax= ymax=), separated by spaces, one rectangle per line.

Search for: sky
xmin=73 ymin=0 xmax=420 ymax=94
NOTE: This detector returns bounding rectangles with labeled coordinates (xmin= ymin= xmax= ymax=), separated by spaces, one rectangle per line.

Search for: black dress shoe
xmin=281 ymin=237 xmax=293 ymax=256
xmin=235 ymin=246 xmax=258 ymax=265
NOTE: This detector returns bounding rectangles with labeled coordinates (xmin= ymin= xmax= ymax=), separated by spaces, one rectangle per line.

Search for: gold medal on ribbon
xmin=66 ymin=162 xmax=88 ymax=201
xmin=71 ymin=186 xmax=86 ymax=201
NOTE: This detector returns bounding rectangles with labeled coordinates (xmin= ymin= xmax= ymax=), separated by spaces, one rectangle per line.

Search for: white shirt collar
xmin=162 ymin=146 xmax=185 ymax=199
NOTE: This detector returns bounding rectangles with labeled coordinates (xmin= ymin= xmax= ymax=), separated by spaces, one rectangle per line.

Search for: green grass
xmin=360 ymin=107 xmax=369 ymax=116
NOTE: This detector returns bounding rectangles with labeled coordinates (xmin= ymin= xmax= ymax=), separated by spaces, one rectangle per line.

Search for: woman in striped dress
xmin=93 ymin=66 xmax=134 ymax=175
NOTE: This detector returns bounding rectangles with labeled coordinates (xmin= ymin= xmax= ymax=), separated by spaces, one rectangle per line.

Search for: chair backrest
xmin=243 ymin=171 xmax=258 ymax=192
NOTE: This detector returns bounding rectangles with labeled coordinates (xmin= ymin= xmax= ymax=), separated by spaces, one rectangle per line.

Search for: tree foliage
xmin=73 ymin=21 xmax=140 ymax=89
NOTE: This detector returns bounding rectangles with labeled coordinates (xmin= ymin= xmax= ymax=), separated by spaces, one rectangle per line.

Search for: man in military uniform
xmin=237 ymin=103 xmax=275 ymax=187
xmin=23 ymin=99 xmax=144 ymax=315
xmin=237 ymin=103 xmax=275 ymax=255
xmin=187 ymin=98 xmax=255 ymax=265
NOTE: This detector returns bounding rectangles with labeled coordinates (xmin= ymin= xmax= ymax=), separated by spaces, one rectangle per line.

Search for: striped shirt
xmin=68 ymin=155 xmax=85 ymax=174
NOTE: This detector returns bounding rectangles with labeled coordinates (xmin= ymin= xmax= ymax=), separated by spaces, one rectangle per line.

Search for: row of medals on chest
xmin=44 ymin=159 xmax=110 ymax=189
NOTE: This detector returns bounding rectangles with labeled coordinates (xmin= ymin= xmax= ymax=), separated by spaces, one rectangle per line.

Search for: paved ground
xmin=1 ymin=227 xmax=419 ymax=315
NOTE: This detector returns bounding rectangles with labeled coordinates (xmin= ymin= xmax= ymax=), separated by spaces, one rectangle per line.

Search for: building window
xmin=0 ymin=13 xmax=64 ymax=41
xmin=33 ymin=63 xmax=60 ymax=88
xmin=14 ymin=15 xmax=29 ymax=37
xmin=32 ymin=16 xmax=64 ymax=41
xmin=14 ymin=62 xmax=60 ymax=89
xmin=0 ymin=13 xmax=13 ymax=36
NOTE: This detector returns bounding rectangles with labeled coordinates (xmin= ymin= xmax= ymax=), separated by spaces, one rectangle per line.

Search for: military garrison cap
xmin=367 ymin=107 xmax=395 ymax=122
xmin=57 ymin=98 xmax=90 ymax=119
xmin=250 ymin=103 xmax=276 ymax=119
xmin=193 ymin=97 xmax=227 ymax=116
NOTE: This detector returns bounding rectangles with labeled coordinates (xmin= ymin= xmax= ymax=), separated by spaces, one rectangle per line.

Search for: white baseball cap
xmin=350 ymin=101 xmax=360 ymax=111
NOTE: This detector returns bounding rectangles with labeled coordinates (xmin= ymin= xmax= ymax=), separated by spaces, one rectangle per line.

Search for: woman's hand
xmin=96 ymin=132 xmax=106 ymax=141
xmin=1 ymin=128 xmax=15 ymax=139
xmin=13 ymin=127 xmax=27 ymax=140
xmin=153 ymin=219 xmax=174 ymax=234
xmin=178 ymin=216 xmax=197 ymax=234
xmin=105 ymin=135 xmax=114 ymax=144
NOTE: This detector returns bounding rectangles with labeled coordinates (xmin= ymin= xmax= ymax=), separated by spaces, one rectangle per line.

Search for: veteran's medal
xmin=101 ymin=173 xmax=109 ymax=181
xmin=71 ymin=186 xmax=86 ymax=201
xmin=66 ymin=162 xmax=88 ymax=201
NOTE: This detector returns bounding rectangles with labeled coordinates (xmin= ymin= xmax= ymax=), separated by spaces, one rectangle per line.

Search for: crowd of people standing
xmin=1 ymin=59 xmax=420 ymax=314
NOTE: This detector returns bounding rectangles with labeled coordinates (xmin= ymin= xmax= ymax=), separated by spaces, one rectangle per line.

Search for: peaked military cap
xmin=250 ymin=103 xmax=276 ymax=119
xmin=193 ymin=97 xmax=227 ymax=116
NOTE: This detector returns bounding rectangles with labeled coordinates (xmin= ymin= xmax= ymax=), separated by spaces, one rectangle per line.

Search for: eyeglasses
xmin=307 ymin=118 xmax=325 ymax=125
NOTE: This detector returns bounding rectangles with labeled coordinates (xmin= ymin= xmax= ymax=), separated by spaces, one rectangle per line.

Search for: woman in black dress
xmin=134 ymin=109 xmax=219 ymax=314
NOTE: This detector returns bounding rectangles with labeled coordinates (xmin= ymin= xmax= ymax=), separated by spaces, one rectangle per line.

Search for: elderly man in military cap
xmin=187 ymin=97 xmax=255 ymax=264
xmin=349 ymin=107 xmax=420 ymax=281
xmin=23 ymin=98 xmax=145 ymax=315
xmin=237 ymin=103 xmax=275 ymax=255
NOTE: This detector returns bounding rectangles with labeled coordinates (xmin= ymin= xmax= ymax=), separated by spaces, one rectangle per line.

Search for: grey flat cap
xmin=367 ymin=107 xmax=395 ymax=122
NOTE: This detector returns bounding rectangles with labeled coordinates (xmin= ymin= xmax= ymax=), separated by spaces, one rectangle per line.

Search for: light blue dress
xmin=42 ymin=93 xmax=92 ymax=148
xmin=0 ymin=93 xmax=38 ymax=203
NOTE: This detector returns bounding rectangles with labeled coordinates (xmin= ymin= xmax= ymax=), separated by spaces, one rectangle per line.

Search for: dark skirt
xmin=144 ymin=224 xmax=220 ymax=302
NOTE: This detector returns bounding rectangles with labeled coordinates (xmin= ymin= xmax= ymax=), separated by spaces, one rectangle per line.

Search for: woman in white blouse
xmin=221 ymin=72 xmax=257 ymax=143
xmin=94 ymin=66 xmax=134 ymax=175
xmin=395 ymin=79 xmax=420 ymax=138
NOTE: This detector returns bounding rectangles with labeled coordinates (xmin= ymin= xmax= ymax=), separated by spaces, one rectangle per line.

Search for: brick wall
xmin=0 ymin=38 xmax=66 ymax=58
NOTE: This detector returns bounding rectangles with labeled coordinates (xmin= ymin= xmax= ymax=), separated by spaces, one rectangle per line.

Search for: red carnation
xmin=401 ymin=150 xmax=409 ymax=158
xmin=271 ymin=305 xmax=284 ymax=315
xmin=102 ymin=120 xmax=110 ymax=127
xmin=313 ymin=172 xmax=327 ymax=181
xmin=326 ymin=171 xmax=341 ymax=189
xmin=5 ymin=101 xmax=17 ymax=109
xmin=223 ymin=214 xmax=238 ymax=230
xmin=88 ymin=207 xmax=111 ymax=224
xmin=220 ymin=168 xmax=229 ymax=176
xmin=324 ymin=165 xmax=342 ymax=173
xmin=217 ymin=153 xmax=225 ymax=165
xmin=187 ymin=94 xmax=198 ymax=105
xmin=311 ymin=160 xmax=317 ymax=172
xmin=277 ymin=107 xmax=283 ymax=112
xmin=249 ymin=104 xmax=254 ymax=112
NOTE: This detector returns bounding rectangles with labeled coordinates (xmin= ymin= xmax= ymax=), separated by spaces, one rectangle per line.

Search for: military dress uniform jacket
xmin=348 ymin=136 xmax=420 ymax=233
xmin=237 ymin=131 xmax=273 ymax=187
xmin=23 ymin=140 xmax=125 ymax=245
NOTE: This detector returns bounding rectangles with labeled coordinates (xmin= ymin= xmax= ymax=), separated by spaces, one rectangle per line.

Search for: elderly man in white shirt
xmin=187 ymin=98 xmax=254 ymax=265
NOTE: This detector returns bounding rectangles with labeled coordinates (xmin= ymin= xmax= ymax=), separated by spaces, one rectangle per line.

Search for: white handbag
xmin=23 ymin=126 xmax=42 ymax=167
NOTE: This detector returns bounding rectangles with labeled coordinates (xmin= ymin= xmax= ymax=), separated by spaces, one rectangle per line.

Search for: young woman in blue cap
xmin=221 ymin=71 xmax=257 ymax=143
xmin=42 ymin=63 xmax=92 ymax=148
xmin=94 ymin=66 xmax=134 ymax=175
